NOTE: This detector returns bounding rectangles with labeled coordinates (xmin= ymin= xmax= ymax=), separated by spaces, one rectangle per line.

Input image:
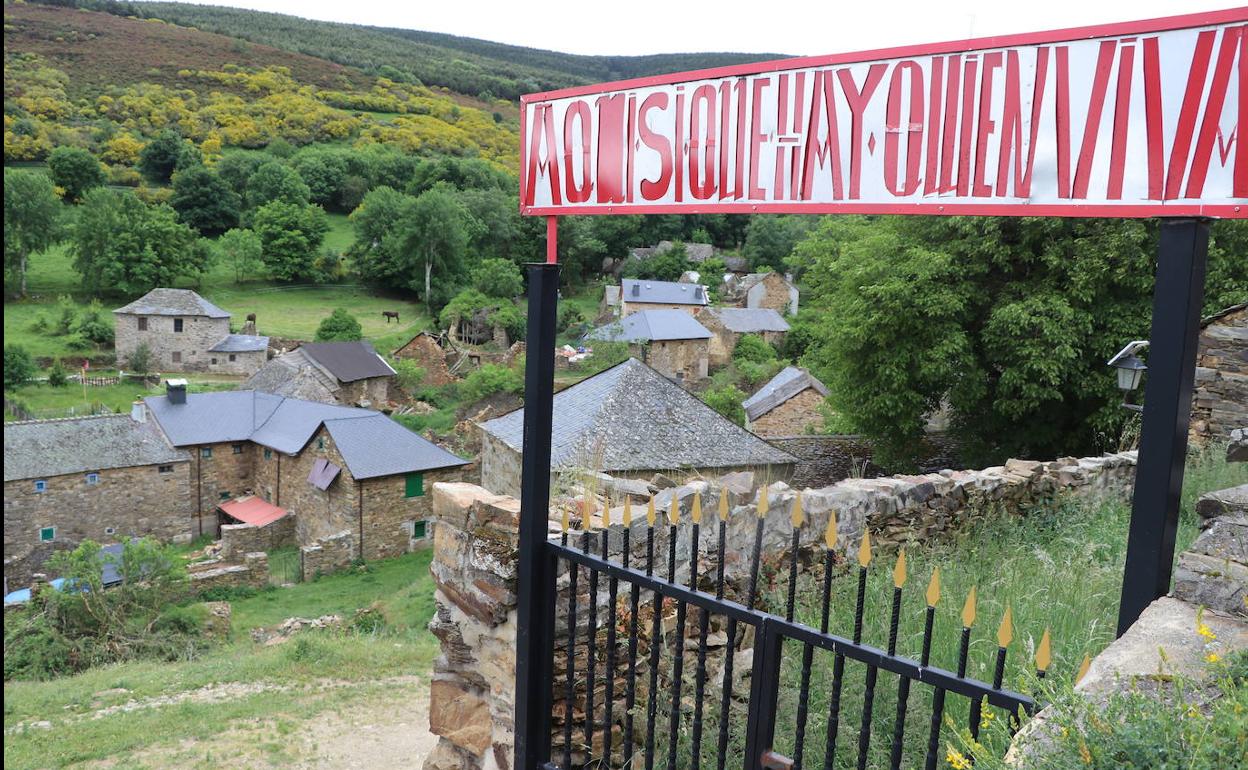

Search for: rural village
xmin=2 ymin=3 xmax=1247 ymax=770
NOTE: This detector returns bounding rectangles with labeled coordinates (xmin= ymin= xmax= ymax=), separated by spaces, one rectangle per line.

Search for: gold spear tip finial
xmin=893 ymin=549 xmax=907 ymax=588
xmin=668 ymin=496 xmax=680 ymax=526
xmin=824 ymin=510 xmax=838 ymax=550
xmin=1075 ymin=654 xmax=1091 ymax=686
xmin=582 ymin=494 xmax=593 ymax=531
xmin=790 ymin=494 xmax=804 ymax=529
xmin=1036 ymin=628 xmax=1052 ymax=672
xmin=962 ymin=586 xmax=977 ymax=628
xmin=757 ymin=484 xmax=770 ymax=517
xmin=561 ymin=505 xmax=570 ymax=533
xmin=926 ymin=566 xmax=941 ymax=608
xmin=857 ymin=529 xmax=872 ymax=568
xmin=997 ymin=605 xmax=1014 ymax=648
xmin=646 ymin=497 xmax=656 ymax=527
xmin=622 ymin=496 xmax=632 ymax=527
xmin=602 ymin=495 xmax=611 ymax=527
xmin=718 ymin=492 xmax=730 ymax=521
xmin=691 ymin=492 xmax=703 ymax=524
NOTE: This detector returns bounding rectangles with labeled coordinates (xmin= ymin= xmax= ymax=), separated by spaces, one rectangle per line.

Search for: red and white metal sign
xmin=520 ymin=9 xmax=1247 ymax=218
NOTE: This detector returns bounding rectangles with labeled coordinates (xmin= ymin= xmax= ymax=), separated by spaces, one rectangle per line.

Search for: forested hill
xmin=62 ymin=1 xmax=786 ymax=100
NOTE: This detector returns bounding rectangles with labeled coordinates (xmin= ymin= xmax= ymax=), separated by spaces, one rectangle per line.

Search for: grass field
xmin=4 ymin=377 xmax=238 ymax=421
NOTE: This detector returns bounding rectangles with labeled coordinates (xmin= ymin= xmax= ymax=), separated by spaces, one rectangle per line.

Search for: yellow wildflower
xmin=1205 ymin=652 xmax=1220 ymax=664
xmin=1187 ymin=705 xmax=1201 ymax=718
xmin=1196 ymin=622 xmax=1217 ymax=642
xmin=946 ymin=748 xmax=971 ymax=770
xmin=1079 ymin=740 xmax=1092 ymax=764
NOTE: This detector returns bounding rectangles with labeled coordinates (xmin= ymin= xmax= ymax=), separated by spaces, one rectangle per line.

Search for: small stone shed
xmin=739 ymin=272 xmax=799 ymax=315
xmin=744 ymin=366 xmax=830 ymax=437
xmin=476 ymin=358 xmax=796 ymax=498
xmin=698 ymin=307 xmax=790 ymax=367
xmin=243 ymin=340 xmax=396 ymax=407
xmin=1190 ymin=302 xmax=1246 ymax=447
xmin=586 ymin=309 xmax=712 ymax=382
xmin=113 ymin=288 xmax=268 ymax=375
xmin=392 ymin=331 xmax=457 ymax=387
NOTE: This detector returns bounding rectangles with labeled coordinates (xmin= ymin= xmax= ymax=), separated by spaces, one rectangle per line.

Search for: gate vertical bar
xmin=514 ymin=219 xmax=562 ymax=770
xmin=743 ymin=618 xmax=783 ymax=770
xmin=1116 ymin=217 xmax=1209 ymax=637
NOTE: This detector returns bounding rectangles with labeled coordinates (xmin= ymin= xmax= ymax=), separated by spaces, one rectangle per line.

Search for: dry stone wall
xmin=219 ymin=517 xmax=296 ymax=560
xmin=300 ymin=530 xmax=355 ymax=581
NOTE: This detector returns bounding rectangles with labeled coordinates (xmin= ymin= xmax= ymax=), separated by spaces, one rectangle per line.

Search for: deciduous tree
xmin=251 ymin=200 xmax=328 ymax=281
xmin=4 ymin=169 xmax=63 ymax=297
xmin=170 ymin=165 xmax=241 ymax=234
xmin=47 ymin=146 xmax=105 ymax=202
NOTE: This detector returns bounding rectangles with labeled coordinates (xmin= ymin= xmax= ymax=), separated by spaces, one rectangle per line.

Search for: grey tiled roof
xmin=621 ymin=279 xmax=709 ymax=306
xmin=703 ymin=307 xmax=790 ymax=334
xmin=325 ymin=414 xmax=467 ymax=479
xmin=300 ymin=341 xmax=396 ymax=383
xmin=4 ymin=414 xmax=189 ymax=482
xmin=113 ymin=289 xmax=230 ymax=318
xmin=145 ymin=390 xmax=465 ymax=478
xmin=209 ymin=334 xmax=270 ymax=353
xmin=743 ymin=366 xmax=830 ymax=421
xmin=479 ymin=358 xmax=795 ymax=473
xmin=586 ymin=310 xmax=712 ymax=343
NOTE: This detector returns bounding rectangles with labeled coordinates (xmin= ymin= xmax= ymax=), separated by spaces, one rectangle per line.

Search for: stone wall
xmin=393 ymin=334 xmax=458 ymax=386
xmin=1189 ymin=304 xmax=1246 ymax=447
xmin=769 ymin=432 xmax=962 ymax=489
xmin=205 ymin=348 xmax=268 ymax=376
xmin=747 ymin=387 xmax=825 ymax=438
xmin=360 ymin=466 xmax=460 ymax=562
xmin=697 ymin=312 xmax=787 ymax=368
xmin=285 ymin=426 xmax=362 ymax=547
xmin=618 ymin=300 xmax=703 ymax=318
xmin=636 ymin=338 xmax=709 ymax=382
xmin=115 ymin=312 xmax=231 ymax=372
xmin=479 ymin=432 xmax=525 ymax=499
xmin=300 ymin=530 xmax=356 ymax=581
xmin=744 ymin=273 xmax=798 ymax=315
xmin=188 ymin=551 xmax=269 ymax=592
xmin=336 ymin=376 xmax=392 ymax=407
xmin=4 ymin=461 xmax=194 ymax=588
xmin=219 ymin=516 xmax=296 ymax=560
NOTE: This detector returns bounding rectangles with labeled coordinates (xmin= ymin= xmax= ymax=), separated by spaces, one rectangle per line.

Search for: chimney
xmin=631 ymin=283 xmax=640 ymax=297
xmin=131 ymin=400 xmax=146 ymax=423
xmin=166 ymin=378 xmax=188 ymax=405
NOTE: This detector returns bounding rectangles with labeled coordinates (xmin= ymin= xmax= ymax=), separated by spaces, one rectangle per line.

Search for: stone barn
xmin=744 ymin=366 xmax=831 ymax=437
xmin=392 ymin=331 xmax=457 ymax=387
xmin=3 ymin=408 xmax=192 ymax=589
xmin=619 ymin=278 xmax=710 ymax=317
xmin=698 ymin=307 xmax=790 ymax=367
xmin=243 ymin=341 xmax=396 ymax=407
xmin=739 ymin=272 xmax=799 ymax=315
xmin=1190 ymin=303 xmax=1246 ymax=447
xmin=476 ymin=358 xmax=796 ymax=498
xmin=586 ymin=309 xmax=712 ymax=383
xmin=113 ymin=288 xmax=268 ymax=375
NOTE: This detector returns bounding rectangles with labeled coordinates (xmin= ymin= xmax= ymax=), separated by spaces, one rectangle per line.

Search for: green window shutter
xmin=39 ymin=527 xmax=55 ymax=542
xmin=413 ymin=520 xmax=427 ymax=539
xmin=405 ymin=473 xmax=424 ymax=498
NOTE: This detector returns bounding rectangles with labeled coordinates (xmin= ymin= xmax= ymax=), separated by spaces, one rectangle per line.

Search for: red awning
xmin=219 ymin=496 xmax=288 ymax=527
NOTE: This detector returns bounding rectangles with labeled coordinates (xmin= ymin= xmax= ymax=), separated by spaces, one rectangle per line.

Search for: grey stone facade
xmin=113 ymin=288 xmax=268 ymax=376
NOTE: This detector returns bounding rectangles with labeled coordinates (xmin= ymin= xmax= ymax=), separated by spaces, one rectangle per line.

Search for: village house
xmin=738 ymin=271 xmax=799 ymax=315
xmin=477 ymin=358 xmax=796 ymax=498
xmin=242 ymin=340 xmax=396 ymax=407
xmin=113 ymin=288 xmax=268 ymax=375
xmin=619 ymin=278 xmax=710 ymax=317
xmin=586 ymin=309 xmax=712 ymax=382
xmin=744 ymin=366 xmax=831 ymax=437
xmin=697 ymin=307 xmax=791 ymax=367
xmin=1190 ymin=302 xmax=1247 ymax=447
xmin=145 ymin=382 xmax=468 ymax=562
xmin=391 ymin=331 xmax=457 ymax=387
xmin=4 ymin=409 xmax=192 ymax=589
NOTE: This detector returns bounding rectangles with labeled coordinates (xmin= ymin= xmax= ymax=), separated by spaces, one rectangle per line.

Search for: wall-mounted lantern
xmin=1107 ymin=341 xmax=1149 ymax=412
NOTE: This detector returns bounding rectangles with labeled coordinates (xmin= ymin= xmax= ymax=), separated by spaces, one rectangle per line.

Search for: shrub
xmin=47 ymin=358 xmax=69 ymax=387
xmin=488 ymin=302 xmax=525 ymax=342
xmin=75 ymin=300 xmax=114 ymax=345
xmin=4 ymin=345 xmax=36 ymax=389
xmin=701 ymin=384 xmax=748 ymax=426
xmin=733 ymin=334 xmax=778 ymax=364
xmin=128 ymin=342 xmax=153 ymax=374
xmin=394 ymin=359 xmax=427 ymax=393
xmin=459 ymin=363 xmax=523 ymax=405
xmin=315 ymin=308 xmax=363 ymax=342
xmin=557 ymin=305 xmax=585 ymax=333
xmin=55 ymin=294 xmax=78 ymax=335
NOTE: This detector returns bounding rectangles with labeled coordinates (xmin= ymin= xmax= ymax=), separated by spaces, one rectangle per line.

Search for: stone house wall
xmin=393 ymin=334 xmax=457 ymax=386
xmin=189 ymin=440 xmax=258 ymax=538
xmin=635 ymin=338 xmax=709 ymax=382
xmin=336 ymin=376 xmax=391 ymax=407
xmin=618 ymin=300 xmax=704 ymax=318
xmin=1190 ymin=305 xmax=1246 ymax=448
xmin=745 ymin=274 xmax=798 ymax=315
xmin=479 ymin=432 xmax=526 ymax=498
xmin=359 ymin=466 xmax=460 ymax=562
xmin=3 ymin=461 xmax=193 ymax=587
xmin=114 ymin=312 xmax=230 ymax=372
xmin=700 ymin=321 xmax=785 ymax=368
xmin=282 ymin=426 xmax=362 ymax=549
xmin=747 ymin=387 xmax=825 ymax=437
xmin=300 ymin=530 xmax=355 ymax=581
xmin=204 ymin=348 xmax=268 ymax=376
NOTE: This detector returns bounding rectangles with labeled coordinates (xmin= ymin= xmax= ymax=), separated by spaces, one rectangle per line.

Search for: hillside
xmin=97 ymin=1 xmax=786 ymax=100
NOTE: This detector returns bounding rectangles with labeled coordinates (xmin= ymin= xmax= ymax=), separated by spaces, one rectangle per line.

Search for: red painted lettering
xmin=800 ymin=69 xmax=845 ymax=201
xmin=884 ymin=60 xmax=924 ymax=197
xmin=639 ymin=93 xmax=673 ymax=201
xmin=837 ymin=64 xmax=888 ymax=199
xmin=971 ymin=52 xmax=1002 ymax=197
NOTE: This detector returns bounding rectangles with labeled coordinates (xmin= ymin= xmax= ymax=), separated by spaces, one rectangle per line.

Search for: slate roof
xmin=479 ymin=358 xmax=795 ymax=473
xmin=144 ymin=390 xmax=466 ymax=478
xmin=621 ymin=278 xmax=709 ymax=306
xmin=655 ymin=241 xmax=715 ymax=262
xmin=209 ymin=334 xmax=270 ymax=353
xmin=241 ymin=356 xmax=339 ymax=404
xmin=702 ymin=307 xmax=791 ymax=334
xmin=741 ymin=272 xmax=791 ymax=291
xmin=743 ymin=366 xmax=831 ymax=421
xmin=4 ymin=414 xmax=189 ymax=482
xmin=586 ymin=310 xmax=712 ymax=343
xmin=113 ymin=288 xmax=230 ymax=318
xmin=300 ymin=341 xmax=396 ymax=383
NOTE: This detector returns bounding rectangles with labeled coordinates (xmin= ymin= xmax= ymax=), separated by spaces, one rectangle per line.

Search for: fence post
xmin=514 ymin=234 xmax=561 ymax=769
xmin=1116 ymin=218 xmax=1209 ymax=636
xmin=743 ymin=618 xmax=784 ymax=770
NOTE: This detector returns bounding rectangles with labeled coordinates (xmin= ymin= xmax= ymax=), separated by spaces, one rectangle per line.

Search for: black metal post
xmin=514 ymin=257 xmax=562 ymax=770
xmin=1116 ymin=217 xmax=1209 ymax=637
xmin=744 ymin=618 xmax=784 ymax=770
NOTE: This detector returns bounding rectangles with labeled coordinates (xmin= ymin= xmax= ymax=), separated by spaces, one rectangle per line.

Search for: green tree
xmin=214 ymin=151 xmax=274 ymax=197
xmin=138 ymin=129 xmax=200 ymax=183
xmin=46 ymin=146 xmax=105 ymax=202
xmin=71 ymin=189 xmax=205 ymax=295
xmin=75 ymin=300 xmax=114 ymax=346
xmin=622 ymin=242 xmax=691 ymax=281
xmin=795 ymin=216 xmax=1248 ymax=469
xmin=292 ymin=148 xmax=349 ymax=209
xmin=4 ymin=345 xmax=36 ymax=390
xmin=471 ymin=257 xmax=523 ymax=298
xmin=386 ymin=185 xmax=478 ymax=309
xmin=701 ymin=384 xmax=748 ymax=426
xmin=217 ymin=228 xmax=265 ymax=283
xmin=315 ymin=308 xmax=363 ymax=341
xmin=743 ymin=215 xmax=811 ymax=272
xmin=733 ymin=334 xmax=777 ymax=364
xmin=251 ymin=201 xmax=328 ymax=281
xmin=128 ymin=342 xmax=153 ymax=374
xmin=170 ymin=165 xmax=241 ymax=234
xmin=47 ymin=358 xmax=69 ymax=387
xmin=4 ymin=169 xmax=63 ymax=297
xmin=244 ymin=161 xmax=311 ymax=210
